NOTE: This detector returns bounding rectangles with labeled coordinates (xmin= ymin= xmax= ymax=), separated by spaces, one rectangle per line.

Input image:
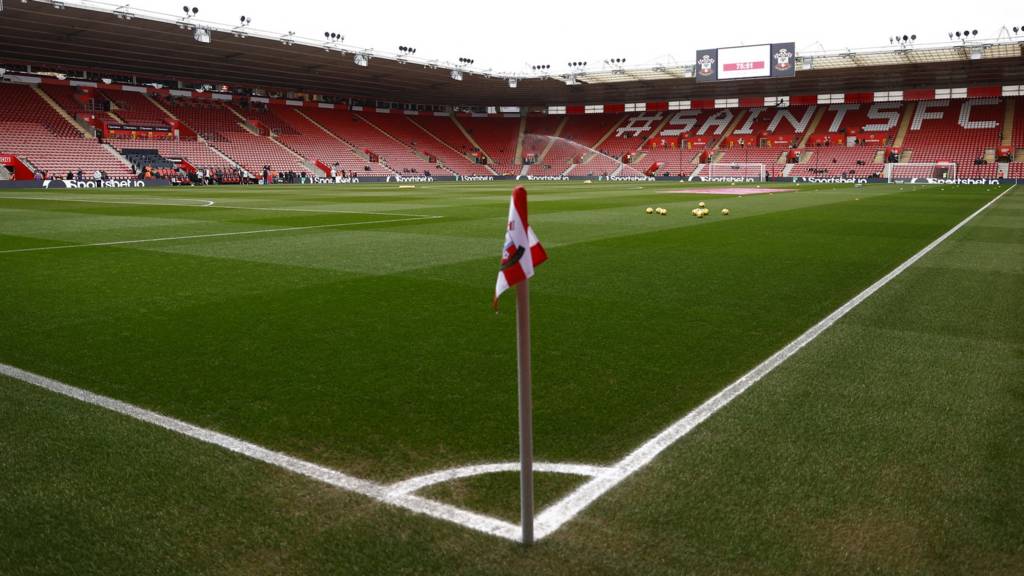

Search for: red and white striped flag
xmin=494 ymin=186 xmax=547 ymax=308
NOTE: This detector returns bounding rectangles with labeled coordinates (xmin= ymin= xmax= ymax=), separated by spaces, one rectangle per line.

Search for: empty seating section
xmin=364 ymin=113 xmax=487 ymax=176
xmin=121 ymin=140 xmax=236 ymax=171
xmin=901 ymin=99 xmax=1003 ymax=179
xmin=519 ymin=116 xmax=561 ymax=173
xmin=789 ymin=146 xmax=882 ymax=178
xmin=0 ymin=84 xmax=132 ymax=177
xmin=102 ymin=89 xmax=171 ymax=126
xmin=273 ymin=108 xmax=390 ymax=177
xmin=459 ymin=116 xmax=519 ymax=174
xmin=0 ymin=84 xmax=80 ymax=137
xmin=640 ymin=148 xmax=701 ymax=177
xmin=296 ymin=107 xmax=395 ymax=174
xmin=3 ymin=84 xmax=1018 ymax=182
xmin=532 ymin=115 xmax=621 ymax=176
xmin=816 ymin=103 xmax=901 ymax=144
xmin=1015 ymin=98 xmax=1024 ymax=150
xmin=40 ymin=84 xmax=117 ymax=124
xmin=345 ymin=111 xmax=451 ymax=175
xmin=229 ymin=103 xmax=300 ymax=136
xmin=568 ymin=114 xmax=653 ymax=176
xmin=159 ymin=98 xmax=308 ymax=174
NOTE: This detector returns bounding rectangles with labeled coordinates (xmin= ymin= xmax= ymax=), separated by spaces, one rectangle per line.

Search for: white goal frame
xmin=884 ymin=162 xmax=957 ymax=183
xmin=706 ymin=163 xmax=766 ymax=181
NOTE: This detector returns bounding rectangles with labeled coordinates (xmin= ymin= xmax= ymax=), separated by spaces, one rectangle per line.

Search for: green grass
xmin=1 ymin=181 xmax=1021 ymax=574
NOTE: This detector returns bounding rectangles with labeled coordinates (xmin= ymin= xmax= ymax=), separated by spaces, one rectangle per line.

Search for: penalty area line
xmin=0 ymin=214 xmax=443 ymax=255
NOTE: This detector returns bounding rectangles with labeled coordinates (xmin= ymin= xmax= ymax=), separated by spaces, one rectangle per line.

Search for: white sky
xmin=124 ymin=0 xmax=1015 ymax=73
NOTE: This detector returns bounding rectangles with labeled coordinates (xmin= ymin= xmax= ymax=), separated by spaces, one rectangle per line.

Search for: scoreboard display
xmin=695 ymin=43 xmax=796 ymax=82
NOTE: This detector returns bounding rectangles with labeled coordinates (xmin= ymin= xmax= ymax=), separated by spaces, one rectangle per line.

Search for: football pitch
xmin=1 ymin=181 xmax=1021 ymax=574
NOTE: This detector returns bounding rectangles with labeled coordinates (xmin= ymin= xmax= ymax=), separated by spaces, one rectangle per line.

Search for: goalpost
xmin=884 ymin=162 xmax=957 ymax=183
xmin=706 ymin=163 xmax=766 ymax=181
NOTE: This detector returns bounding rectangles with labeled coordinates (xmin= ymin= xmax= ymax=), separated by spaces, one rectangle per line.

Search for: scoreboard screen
xmin=695 ymin=43 xmax=796 ymax=82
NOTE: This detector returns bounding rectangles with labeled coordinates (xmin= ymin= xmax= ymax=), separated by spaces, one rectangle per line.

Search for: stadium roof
xmin=2 ymin=0 xmax=1023 ymax=107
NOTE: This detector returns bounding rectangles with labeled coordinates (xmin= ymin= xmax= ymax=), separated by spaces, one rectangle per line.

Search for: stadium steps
xmin=983 ymin=149 xmax=996 ymax=163
xmin=1002 ymin=98 xmax=1015 ymax=146
xmin=448 ymin=114 xmax=495 ymax=168
xmin=873 ymin=150 xmax=886 ymax=164
xmin=513 ymin=115 xmax=527 ymax=166
xmin=797 ymin=107 xmax=828 ymax=148
xmin=407 ymin=116 xmax=497 ymax=176
xmin=689 ymin=164 xmax=705 ymax=178
xmin=900 ymin=150 xmax=913 ymax=162
xmin=891 ymin=102 xmax=916 ymax=148
xmin=533 ymin=116 xmax=568 ymax=167
xmin=31 ymin=85 xmax=91 ymax=138
xmin=782 ymin=163 xmax=795 ymax=176
xmin=1015 ymin=149 xmax=1024 ymax=162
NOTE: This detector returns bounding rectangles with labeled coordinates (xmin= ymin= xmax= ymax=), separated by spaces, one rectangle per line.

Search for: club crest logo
xmin=774 ymin=48 xmax=792 ymax=71
xmin=697 ymin=54 xmax=715 ymax=77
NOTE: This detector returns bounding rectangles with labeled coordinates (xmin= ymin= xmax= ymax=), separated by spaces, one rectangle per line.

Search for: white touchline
xmin=0 ymin=215 xmax=442 ymax=255
xmin=532 ymin=183 xmax=1016 ymax=538
xmin=0 ymin=185 xmax=1014 ymax=543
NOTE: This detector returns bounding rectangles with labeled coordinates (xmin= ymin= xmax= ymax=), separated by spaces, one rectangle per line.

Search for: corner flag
xmin=494 ymin=186 xmax=547 ymax=309
xmin=494 ymin=186 xmax=546 ymax=545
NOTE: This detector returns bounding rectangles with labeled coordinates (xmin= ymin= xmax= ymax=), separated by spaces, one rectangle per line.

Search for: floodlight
xmin=193 ymin=27 xmax=211 ymax=44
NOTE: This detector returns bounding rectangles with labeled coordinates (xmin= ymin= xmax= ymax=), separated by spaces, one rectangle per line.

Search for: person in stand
xmin=93 ymin=169 xmax=103 ymax=182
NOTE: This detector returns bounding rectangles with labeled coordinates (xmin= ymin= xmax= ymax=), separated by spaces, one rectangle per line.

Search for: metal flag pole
xmin=516 ymin=279 xmax=534 ymax=545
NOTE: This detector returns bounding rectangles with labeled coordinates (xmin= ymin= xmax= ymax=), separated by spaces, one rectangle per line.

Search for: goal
xmin=884 ymin=162 xmax=957 ymax=183
xmin=706 ymin=163 xmax=766 ymax=181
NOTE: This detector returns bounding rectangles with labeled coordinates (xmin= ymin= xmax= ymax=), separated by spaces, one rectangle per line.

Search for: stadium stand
xmin=3 ymin=70 xmax=1020 ymax=184
xmin=101 ymin=89 xmax=171 ymax=126
xmin=300 ymin=108 xmax=444 ymax=175
xmin=157 ymin=97 xmax=310 ymax=176
xmin=270 ymin=107 xmax=392 ymax=177
xmin=899 ymin=99 xmax=1003 ymax=178
xmin=361 ymin=112 xmax=491 ymax=176
xmin=0 ymin=83 xmax=133 ymax=178
xmin=458 ymin=116 xmax=520 ymax=175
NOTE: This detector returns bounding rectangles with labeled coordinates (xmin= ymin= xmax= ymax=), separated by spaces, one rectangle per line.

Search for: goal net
xmin=884 ymin=162 xmax=957 ymax=183
xmin=706 ymin=163 xmax=766 ymax=181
